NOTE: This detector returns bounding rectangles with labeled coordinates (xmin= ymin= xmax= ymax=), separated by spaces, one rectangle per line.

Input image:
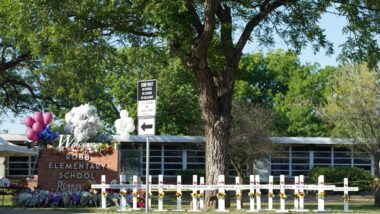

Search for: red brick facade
xmin=38 ymin=148 xmax=118 ymax=192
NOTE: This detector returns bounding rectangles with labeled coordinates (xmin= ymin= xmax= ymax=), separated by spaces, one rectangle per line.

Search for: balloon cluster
xmin=114 ymin=110 xmax=135 ymax=139
xmin=64 ymin=104 xmax=103 ymax=143
xmin=24 ymin=112 xmax=59 ymax=145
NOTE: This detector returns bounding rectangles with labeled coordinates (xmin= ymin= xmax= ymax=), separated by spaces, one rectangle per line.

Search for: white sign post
xmin=190 ymin=175 xmax=200 ymax=212
xmin=148 ymin=175 xmax=152 ymax=210
xmin=255 ymin=175 xmax=262 ymax=211
xmin=235 ymin=177 xmax=242 ymax=210
xmin=199 ymin=177 xmax=205 ymax=209
xmin=267 ymin=176 xmax=274 ymax=211
xmin=100 ymin=175 xmax=107 ymax=209
xmin=247 ymin=175 xmax=257 ymax=212
xmin=217 ymin=175 xmax=228 ymax=212
xmin=316 ymin=175 xmax=325 ymax=212
xmin=333 ymin=178 xmax=359 ymax=212
xmin=137 ymin=79 xmax=157 ymax=213
xmin=298 ymin=175 xmax=308 ymax=212
xmin=291 ymin=176 xmax=299 ymax=211
xmin=132 ymin=175 xmax=139 ymax=210
xmin=276 ymin=175 xmax=288 ymax=213
xmin=156 ymin=175 xmax=166 ymax=212
xmin=174 ymin=175 xmax=185 ymax=212
xmin=118 ymin=175 xmax=130 ymax=212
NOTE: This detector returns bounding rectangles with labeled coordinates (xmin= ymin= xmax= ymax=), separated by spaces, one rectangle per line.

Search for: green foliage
xmin=175 ymin=169 xmax=205 ymax=184
xmin=308 ymin=167 xmax=373 ymax=192
xmin=237 ymin=50 xmax=334 ymax=136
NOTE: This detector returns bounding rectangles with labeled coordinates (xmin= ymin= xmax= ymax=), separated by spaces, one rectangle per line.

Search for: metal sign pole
xmin=145 ymin=135 xmax=150 ymax=212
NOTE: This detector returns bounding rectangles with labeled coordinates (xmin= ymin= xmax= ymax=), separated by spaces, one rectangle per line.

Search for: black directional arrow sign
xmin=138 ymin=117 xmax=155 ymax=135
xmin=141 ymin=122 xmax=153 ymax=131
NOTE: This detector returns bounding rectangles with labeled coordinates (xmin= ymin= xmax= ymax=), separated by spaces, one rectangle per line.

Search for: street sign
xmin=138 ymin=117 xmax=155 ymax=136
xmin=137 ymin=80 xmax=157 ymax=117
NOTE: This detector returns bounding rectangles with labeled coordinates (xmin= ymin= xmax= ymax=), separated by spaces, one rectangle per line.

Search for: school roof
xmin=0 ymin=134 xmax=354 ymax=145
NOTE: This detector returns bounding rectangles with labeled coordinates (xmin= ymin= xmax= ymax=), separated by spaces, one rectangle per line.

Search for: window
xmin=7 ymin=156 xmax=38 ymax=177
xmin=291 ymin=146 xmax=309 ymax=176
xmin=314 ymin=146 xmax=332 ymax=167
xmin=334 ymin=147 xmax=352 ymax=166
xmin=271 ymin=148 xmax=289 ymax=176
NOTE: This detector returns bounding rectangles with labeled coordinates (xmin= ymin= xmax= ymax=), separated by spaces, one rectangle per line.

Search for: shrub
xmin=175 ymin=169 xmax=205 ymax=184
xmin=308 ymin=167 xmax=373 ymax=192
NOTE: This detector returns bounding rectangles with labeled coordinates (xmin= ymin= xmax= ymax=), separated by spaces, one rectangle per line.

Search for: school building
xmin=0 ymin=134 xmax=374 ymax=185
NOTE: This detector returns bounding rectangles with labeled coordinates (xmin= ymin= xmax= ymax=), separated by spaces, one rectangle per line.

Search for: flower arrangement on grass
xmin=176 ymin=192 xmax=182 ymax=198
xmin=235 ymin=193 xmax=241 ymax=199
xmin=279 ymin=192 xmax=287 ymax=199
xmin=248 ymin=192 xmax=255 ymax=199
xmin=158 ymin=191 xmax=165 ymax=199
xmin=217 ymin=192 xmax=225 ymax=199
xmin=191 ymin=192 xmax=198 ymax=199
xmin=343 ymin=194 xmax=350 ymax=202
xmin=317 ymin=192 xmax=325 ymax=199
xmin=268 ymin=192 xmax=274 ymax=198
xmin=198 ymin=193 xmax=204 ymax=199
xmin=299 ymin=192 xmax=305 ymax=198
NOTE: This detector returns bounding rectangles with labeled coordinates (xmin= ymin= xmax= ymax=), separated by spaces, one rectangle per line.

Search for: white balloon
xmin=120 ymin=110 xmax=129 ymax=118
xmin=64 ymin=124 xmax=74 ymax=134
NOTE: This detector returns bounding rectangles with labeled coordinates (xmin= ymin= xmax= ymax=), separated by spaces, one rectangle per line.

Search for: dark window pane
xmin=334 ymin=159 xmax=351 ymax=164
xmin=292 ymin=159 xmax=309 ymax=164
xmin=164 ymin=157 xmax=182 ymax=162
xmin=9 ymin=163 xmax=29 ymax=169
xmin=187 ymin=157 xmax=205 ymax=163
xmin=272 ymin=159 xmax=289 ymax=164
xmin=314 ymin=159 xmax=331 ymax=164
xmin=187 ymin=164 xmax=205 ymax=169
xmin=9 ymin=157 xmax=29 ymax=162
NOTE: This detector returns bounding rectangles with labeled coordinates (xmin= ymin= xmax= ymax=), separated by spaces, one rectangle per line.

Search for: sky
xmin=0 ymin=12 xmax=350 ymax=135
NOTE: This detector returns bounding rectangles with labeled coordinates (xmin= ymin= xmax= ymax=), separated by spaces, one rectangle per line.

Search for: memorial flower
xmin=192 ymin=192 xmax=198 ymax=198
xmin=119 ymin=190 xmax=127 ymax=197
xmin=176 ymin=192 xmax=182 ymax=198
xmin=343 ymin=194 xmax=350 ymax=202
xmin=132 ymin=192 xmax=137 ymax=197
xmin=293 ymin=193 xmax=299 ymax=198
xmin=279 ymin=192 xmax=287 ymax=199
xmin=248 ymin=192 xmax=255 ymax=199
xmin=198 ymin=193 xmax=204 ymax=198
xmin=158 ymin=191 xmax=165 ymax=199
xmin=101 ymin=191 xmax=107 ymax=197
xmin=235 ymin=193 xmax=241 ymax=199
xmin=72 ymin=192 xmax=81 ymax=205
xmin=299 ymin=192 xmax=305 ymax=198
xmin=268 ymin=192 xmax=274 ymax=198
xmin=317 ymin=192 xmax=325 ymax=199
xmin=217 ymin=192 xmax=225 ymax=199
xmin=256 ymin=192 xmax=261 ymax=197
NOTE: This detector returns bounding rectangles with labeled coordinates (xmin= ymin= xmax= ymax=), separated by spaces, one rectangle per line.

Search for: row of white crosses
xmin=92 ymin=174 xmax=358 ymax=212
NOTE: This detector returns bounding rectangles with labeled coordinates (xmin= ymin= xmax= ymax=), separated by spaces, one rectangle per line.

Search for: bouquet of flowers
xmin=235 ymin=193 xmax=241 ymax=199
xmin=176 ymin=192 xmax=182 ymax=198
xmin=217 ymin=192 xmax=225 ymax=199
xmin=248 ymin=192 xmax=255 ymax=199
xmin=279 ymin=192 xmax=287 ymax=199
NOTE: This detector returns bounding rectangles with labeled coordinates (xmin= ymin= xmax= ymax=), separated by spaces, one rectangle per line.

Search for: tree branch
xmin=234 ymin=1 xmax=286 ymax=58
xmin=0 ymin=53 xmax=31 ymax=73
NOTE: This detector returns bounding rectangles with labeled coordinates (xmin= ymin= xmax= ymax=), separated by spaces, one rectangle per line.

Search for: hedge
xmin=308 ymin=167 xmax=373 ymax=192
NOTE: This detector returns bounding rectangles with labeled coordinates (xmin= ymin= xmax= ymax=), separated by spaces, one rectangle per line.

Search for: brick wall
xmin=38 ymin=148 xmax=118 ymax=192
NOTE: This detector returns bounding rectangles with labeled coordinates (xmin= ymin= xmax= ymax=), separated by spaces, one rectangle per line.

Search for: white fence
xmin=92 ymin=174 xmax=358 ymax=212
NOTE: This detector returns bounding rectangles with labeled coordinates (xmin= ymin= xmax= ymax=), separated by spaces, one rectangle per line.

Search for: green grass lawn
xmin=1 ymin=194 xmax=380 ymax=213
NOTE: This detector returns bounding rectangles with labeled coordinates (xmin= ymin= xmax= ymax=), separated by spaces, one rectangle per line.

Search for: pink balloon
xmin=33 ymin=112 xmax=45 ymax=127
xmin=43 ymin=112 xmax=53 ymax=125
xmin=24 ymin=116 xmax=35 ymax=128
xmin=25 ymin=127 xmax=38 ymax=141
xmin=32 ymin=122 xmax=43 ymax=133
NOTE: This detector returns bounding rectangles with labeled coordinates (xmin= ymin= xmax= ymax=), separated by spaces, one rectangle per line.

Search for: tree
xmin=1 ymin=0 xmax=378 ymax=206
xmin=236 ymin=51 xmax=334 ymax=136
xmin=321 ymin=64 xmax=380 ymax=206
xmin=229 ymin=101 xmax=275 ymax=181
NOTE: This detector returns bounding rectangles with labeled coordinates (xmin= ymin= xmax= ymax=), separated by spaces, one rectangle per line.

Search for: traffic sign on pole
xmin=137 ymin=80 xmax=157 ymax=117
xmin=138 ymin=117 xmax=155 ymax=136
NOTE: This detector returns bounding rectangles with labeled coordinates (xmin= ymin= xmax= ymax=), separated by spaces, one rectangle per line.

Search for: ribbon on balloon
xmin=24 ymin=112 xmax=59 ymax=146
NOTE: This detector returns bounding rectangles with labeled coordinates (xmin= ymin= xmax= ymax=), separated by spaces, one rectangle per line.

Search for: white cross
xmin=333 ymin=178 xmax=359 ymax=212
